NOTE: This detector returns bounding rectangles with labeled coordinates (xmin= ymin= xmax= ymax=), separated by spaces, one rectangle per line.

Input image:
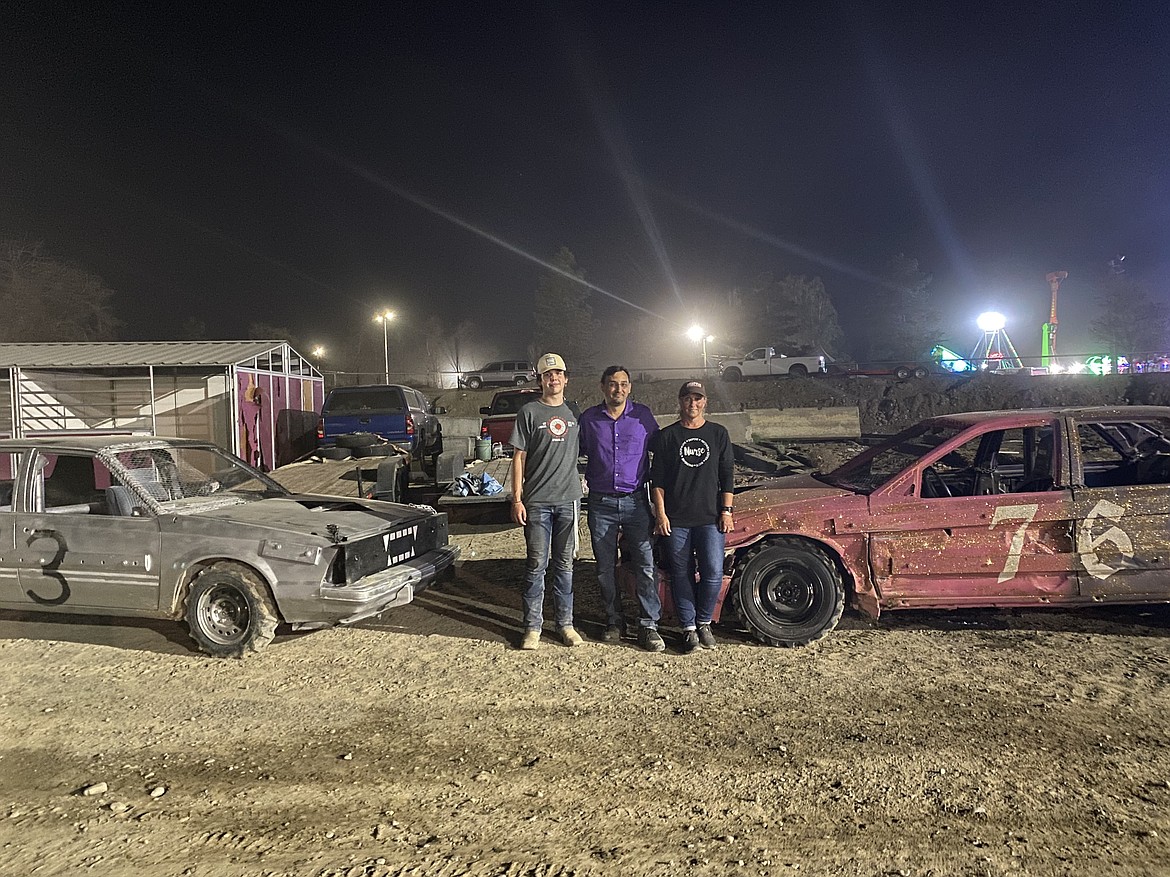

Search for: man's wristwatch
xmin=721 ymin=506 xmax=734 ymax=514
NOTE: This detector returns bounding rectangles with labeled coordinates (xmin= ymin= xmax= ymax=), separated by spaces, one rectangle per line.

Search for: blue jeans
xmin=522 ymin=501 xmax=578 ymax=630
xmin=587 ymin=492 xmax=660 ymax=629
xmin=662 ymin=524 xmax=725 ymax=629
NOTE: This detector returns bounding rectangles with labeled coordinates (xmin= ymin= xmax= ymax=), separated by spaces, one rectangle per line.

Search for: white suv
xmin=460 ymin=360 xmax=536 ymax=389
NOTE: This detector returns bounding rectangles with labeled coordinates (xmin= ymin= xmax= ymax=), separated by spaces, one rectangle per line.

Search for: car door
xmin=13 ymin=451 xmax=162 ymax=612
xmin=0 ymin=450 xmax=24 ymax=604
xmin=868 ymin=419 xmax=1079 ymax=605
xmin=1070 ymin=414 xmax=1170 ymax=599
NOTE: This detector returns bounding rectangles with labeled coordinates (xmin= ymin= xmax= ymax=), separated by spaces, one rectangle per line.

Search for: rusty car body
xmin=648 ymin=407 xmax=1170 ymax=646
xmin=0 ymin=436 xmax=459 ymax=657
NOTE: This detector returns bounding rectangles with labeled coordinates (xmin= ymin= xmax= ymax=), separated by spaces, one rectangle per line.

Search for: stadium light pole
xmin=375 ymin=310 xmax=396 ymax=384
xmin=686 ymin=324 xmax=715 ymax=373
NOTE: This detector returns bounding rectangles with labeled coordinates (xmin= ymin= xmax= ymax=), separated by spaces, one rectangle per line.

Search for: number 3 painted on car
xmin=1077 ymin=499 xmax=1133 ymax=580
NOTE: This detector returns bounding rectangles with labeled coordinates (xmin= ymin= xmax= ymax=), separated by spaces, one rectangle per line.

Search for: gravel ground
xmin=2 ymin=517 xmax=1170 ymax=877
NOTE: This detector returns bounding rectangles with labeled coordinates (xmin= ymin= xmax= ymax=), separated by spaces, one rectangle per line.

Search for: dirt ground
xmin=4 ymin=375 xmax=1170 ymax=876
xmin=3 ymin=512 xmax=1170 ymax=877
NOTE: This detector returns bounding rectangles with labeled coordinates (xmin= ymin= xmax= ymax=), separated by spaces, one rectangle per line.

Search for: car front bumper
xmin=321 ymin=544 xmax=461 ymax=624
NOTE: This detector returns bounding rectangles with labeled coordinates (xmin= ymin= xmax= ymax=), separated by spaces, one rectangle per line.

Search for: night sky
xmin=3 ymin=3 xmax=1168 ymax=365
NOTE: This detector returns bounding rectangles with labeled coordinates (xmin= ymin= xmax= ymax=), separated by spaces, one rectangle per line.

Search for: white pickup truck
xmin=719 ymin=347 xmax=826 ymax=381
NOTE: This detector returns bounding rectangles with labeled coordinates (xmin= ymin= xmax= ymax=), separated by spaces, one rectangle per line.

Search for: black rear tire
xmin=318 ymin=446 xmax=352 ymax=460
xmin=913 ymin=366 xmax=928 ymax=378
xmin=513 ymin=375 xmax=528 ymax=385
xmin=722 ymin=367 xmax=742 ymax=382
xmin=185 ymin=565 xmax=279 ymax=658
xmin=788 ymin=364 xmax=808 ymax=377
xmin=467 ymin=377 xmax=482 ymax=389
xmin=734 ymin=538 xmax=845 ymax=646
xmin=895 ymin=366 xmax=912 ymax=379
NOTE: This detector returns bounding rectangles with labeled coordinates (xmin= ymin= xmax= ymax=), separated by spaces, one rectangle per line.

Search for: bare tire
xmin=722 ymin=367 xmax=742 ymax=382
xmin=318 ymin=446 xmax=352 ymax=460
xmin=913 ymin=366 xmax=928 ymax=378
xmin=734 ymin=538 xmax=845 ymax=646
xmin=337 ymin=432 xmax=379 ymax=449
xmin=466 ymin=377 xmax=482 ymax=389
xmin=353 ymin=443 xmax=394 ymax=458
xmin=788 ymin=364 xmax=808 ymax=377
xmin=185 ymin=565 xmax=279 ymax=658
xmin=895 ymin=366 xmax=912 ymax=379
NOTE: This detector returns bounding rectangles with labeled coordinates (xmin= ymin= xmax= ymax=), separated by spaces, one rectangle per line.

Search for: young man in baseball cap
xmin=510 ymin=353 xmax=583 ymax=649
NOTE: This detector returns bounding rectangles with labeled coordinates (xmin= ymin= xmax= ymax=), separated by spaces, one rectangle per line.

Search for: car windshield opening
xmin=821 ymin=422 xmax=968 ymax=493
xmin=103 ymin=444 xmax=289 ymax=508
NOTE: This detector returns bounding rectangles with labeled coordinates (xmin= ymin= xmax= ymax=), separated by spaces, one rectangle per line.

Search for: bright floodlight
xmin=686 ymin=324 xmax=705 ymax=342
xmin=976 ymin=311 xmax=1006 ymax=332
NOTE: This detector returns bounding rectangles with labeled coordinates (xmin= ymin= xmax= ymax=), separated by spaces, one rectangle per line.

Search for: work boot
xmin=637 ymin=626 xmax=666 ymax=653
xmin=519 ymin=629 xmax=541 ymax=651
xmin=601 ymin=624 xmax=622 ymax=642
xmin=559 ymin=626 xmax=584 ymax=647
xmin=696 ymin=623 xmax=717 ymax=650
xmin=679 ymin=629 xmax=700 ymax=654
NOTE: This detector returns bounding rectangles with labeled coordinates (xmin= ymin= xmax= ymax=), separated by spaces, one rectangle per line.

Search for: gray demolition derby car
xmin=0 ymin=436 xmax=459 ymax=657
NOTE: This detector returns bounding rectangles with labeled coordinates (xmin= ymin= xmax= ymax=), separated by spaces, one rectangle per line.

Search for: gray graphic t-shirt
xmin=510 ymin=400 xmax=582 ymax=503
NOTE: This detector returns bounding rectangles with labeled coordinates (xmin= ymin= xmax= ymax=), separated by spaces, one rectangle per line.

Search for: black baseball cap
xmin=678 ymin=380 xmax=707 ymax=398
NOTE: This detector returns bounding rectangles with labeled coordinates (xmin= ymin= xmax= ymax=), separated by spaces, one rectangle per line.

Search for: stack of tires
xmin=317 ymin=432 xmax=405 ymax=460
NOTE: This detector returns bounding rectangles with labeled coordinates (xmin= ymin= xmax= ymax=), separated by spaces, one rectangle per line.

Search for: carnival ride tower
xmin=1041 ymin=270 xmax=1067 ymax=368
xmin=970 ymin=311 xmax=1024 ymax=370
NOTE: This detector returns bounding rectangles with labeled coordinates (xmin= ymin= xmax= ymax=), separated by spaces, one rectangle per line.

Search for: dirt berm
xmin=434 ymin=372 xmax=1170 ymax=433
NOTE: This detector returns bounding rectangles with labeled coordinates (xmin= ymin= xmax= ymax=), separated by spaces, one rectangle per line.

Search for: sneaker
xmin=679 ymin=629 xmax=700 ymax=653
xmin=697 ymin=623 xmax=717 ymax=650
xmin=559 ymin=626 xmax=584 ymax=647
xmin=637 ymin=626 xmax=666 ymax=653
xmin=519 ymin=629 xmax=541 ymax=650
xmin=601 ymin=624 xmax=622 ymax=643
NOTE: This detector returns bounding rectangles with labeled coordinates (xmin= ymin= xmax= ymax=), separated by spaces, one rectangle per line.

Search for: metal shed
xmin=0 ymin=341 xmax=324 ymax=470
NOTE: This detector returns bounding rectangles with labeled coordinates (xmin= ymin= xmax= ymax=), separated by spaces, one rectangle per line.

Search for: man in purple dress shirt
xmin=579 ymin=365 xmax=664 ymax=652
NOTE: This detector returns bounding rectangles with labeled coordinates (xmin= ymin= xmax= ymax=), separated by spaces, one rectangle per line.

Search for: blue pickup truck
xmin=317 ymin=384 xmax=445 ymax=458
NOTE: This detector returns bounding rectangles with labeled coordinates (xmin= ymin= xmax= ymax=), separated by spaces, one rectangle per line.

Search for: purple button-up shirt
xmin=579 ymin=400 xmax=660 ymax=495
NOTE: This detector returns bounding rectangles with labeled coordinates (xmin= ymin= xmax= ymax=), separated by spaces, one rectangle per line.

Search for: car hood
xmin=186 ymin=495 xmax=431 ymax=543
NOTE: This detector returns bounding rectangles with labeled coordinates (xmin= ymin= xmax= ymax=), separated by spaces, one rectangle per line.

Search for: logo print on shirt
xmin=548 ymin=416 xmax=568 ymax=438
xmin=679 ymin=437 xmax=710 ymax=468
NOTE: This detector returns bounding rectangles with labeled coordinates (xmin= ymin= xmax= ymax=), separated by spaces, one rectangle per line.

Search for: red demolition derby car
xmin=624 ymin=406 xmax=1170 ymax=646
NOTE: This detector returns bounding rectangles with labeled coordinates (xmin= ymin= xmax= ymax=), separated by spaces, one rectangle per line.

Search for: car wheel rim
xmin=197 ymin=585 xmax=251 ymax=645
xmin=755 ymin=560 xmax=817 ymax=622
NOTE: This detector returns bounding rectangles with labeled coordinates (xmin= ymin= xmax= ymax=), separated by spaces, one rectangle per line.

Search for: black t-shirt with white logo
xmin=649 ymin=420 xmax=734 ymax=527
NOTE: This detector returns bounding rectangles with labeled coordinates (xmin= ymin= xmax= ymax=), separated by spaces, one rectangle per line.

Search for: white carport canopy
xmin=0 ymin=342 xmax=322 ymax=460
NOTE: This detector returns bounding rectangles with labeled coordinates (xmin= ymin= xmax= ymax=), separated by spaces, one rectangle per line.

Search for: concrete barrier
xmin=438 ymin=417 xmax=482 ymax=439
xmin=654 ymin=412 xmax=752 ymax=443
xmin=654 ymin=407 xmax=858 ymax=440
xmin=746 ymin=407 xmax=860 ymax=440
